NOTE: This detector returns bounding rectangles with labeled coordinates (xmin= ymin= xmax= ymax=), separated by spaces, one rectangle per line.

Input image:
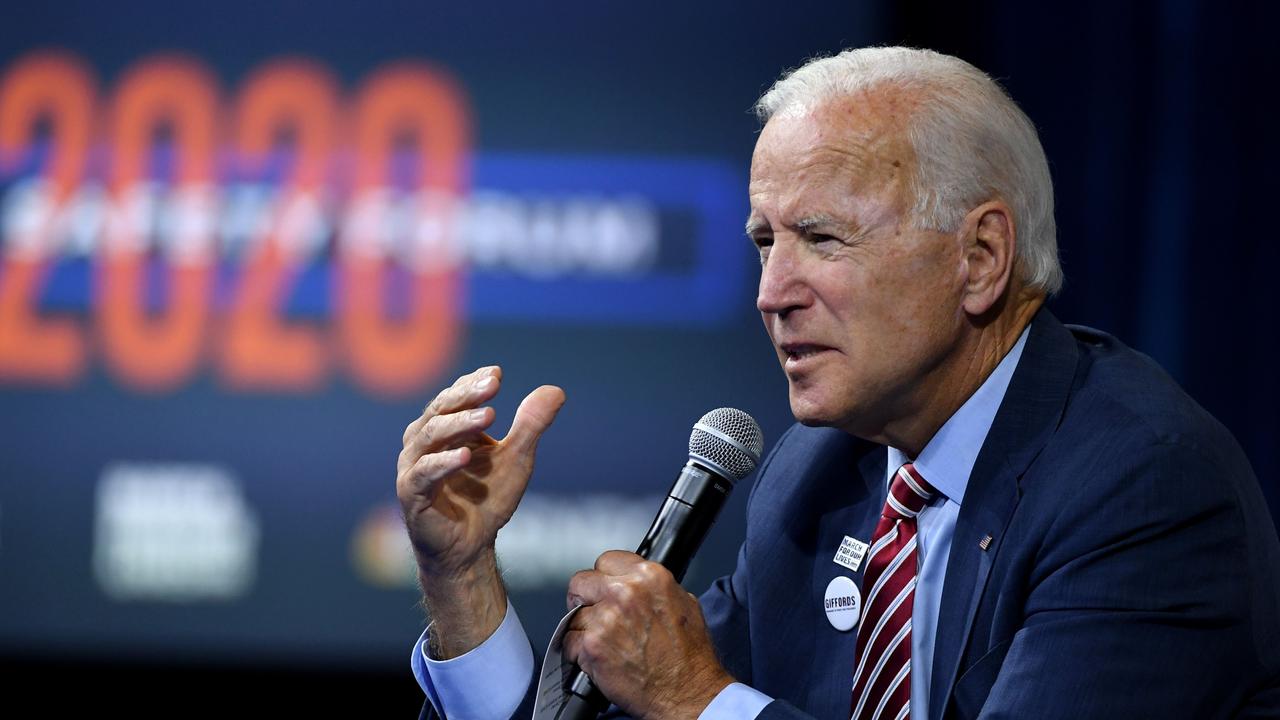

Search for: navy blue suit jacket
xmin=423 ymin=310 xmax=1280 ymax=719
xmin=701 ymin=311 xmax=1280 ymax=719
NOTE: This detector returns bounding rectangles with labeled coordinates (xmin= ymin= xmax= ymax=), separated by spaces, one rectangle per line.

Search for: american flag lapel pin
xmin=978 ymin=534 xmax=993 ymax=551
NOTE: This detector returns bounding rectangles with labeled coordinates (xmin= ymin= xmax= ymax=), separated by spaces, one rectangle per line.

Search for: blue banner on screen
xmin=0 ymin=0 xmax=878 ymax=667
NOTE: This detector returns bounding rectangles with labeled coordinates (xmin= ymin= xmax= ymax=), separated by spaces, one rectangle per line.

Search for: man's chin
xmin=789 ymin=397 xmax=842 ymax=428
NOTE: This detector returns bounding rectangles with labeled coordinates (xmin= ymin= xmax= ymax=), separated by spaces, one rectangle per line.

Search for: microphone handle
xmin=555 ymin=461 xmax=735 ymax=720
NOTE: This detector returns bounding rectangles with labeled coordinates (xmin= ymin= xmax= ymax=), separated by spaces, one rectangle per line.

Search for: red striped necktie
xmin=850 ymin=462 xmax=938 ymax=720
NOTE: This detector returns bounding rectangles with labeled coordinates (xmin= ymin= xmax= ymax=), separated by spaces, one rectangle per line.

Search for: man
xmin=396 ymin=47 xmax=1280 ymax=719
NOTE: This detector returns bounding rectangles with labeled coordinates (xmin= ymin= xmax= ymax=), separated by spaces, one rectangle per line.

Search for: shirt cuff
xmin=699 ymin=682 xmax=773 ymax=720
xmin=411 ymin=599 xmax=535 ymax=719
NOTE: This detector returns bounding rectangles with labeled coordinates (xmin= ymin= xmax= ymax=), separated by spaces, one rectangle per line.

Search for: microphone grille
xmin=688 ymin=408 xmax=764 ymax=481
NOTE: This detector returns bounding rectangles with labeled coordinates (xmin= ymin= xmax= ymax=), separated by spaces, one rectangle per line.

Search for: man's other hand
xmin=564 ymin=550 xmax=736 ymax=720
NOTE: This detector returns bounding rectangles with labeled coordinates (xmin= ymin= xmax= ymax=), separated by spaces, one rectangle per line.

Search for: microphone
xmin=557 ymin=408 xmax=764 ymax=720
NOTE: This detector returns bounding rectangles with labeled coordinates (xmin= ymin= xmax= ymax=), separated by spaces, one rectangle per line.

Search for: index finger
xmin=567 ymin=568 xmax=608 ymax=609
xmin=402 ymin=366 xmax=502 ymax=443
xmin=593 ymin=549 xmax=645 ymax=576
xmin=565 ymin=550 xmax=645 ymax=608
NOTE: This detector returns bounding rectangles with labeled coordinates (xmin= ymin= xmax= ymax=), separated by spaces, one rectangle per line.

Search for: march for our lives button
xmin=824 ymin=576 xmax=861 ymax=631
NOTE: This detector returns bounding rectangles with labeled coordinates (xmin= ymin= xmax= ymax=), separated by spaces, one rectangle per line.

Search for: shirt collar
xmin=885 ymin=325 xmax=1031 ymax=506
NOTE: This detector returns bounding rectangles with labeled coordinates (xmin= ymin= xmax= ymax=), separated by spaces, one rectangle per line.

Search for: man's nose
xmin=756 ymin=239 xmax=808 ymax=316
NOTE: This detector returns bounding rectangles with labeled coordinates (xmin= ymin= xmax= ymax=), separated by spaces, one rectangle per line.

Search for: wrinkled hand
xmin=397 ymin=365 xmax=565 ymax=656
xmin=563 ymin=551 xmax=735 ymax=720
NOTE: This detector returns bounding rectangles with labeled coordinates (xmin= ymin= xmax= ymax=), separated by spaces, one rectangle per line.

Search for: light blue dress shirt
xmin=413 ymin=327 xmax=1029 ymax=719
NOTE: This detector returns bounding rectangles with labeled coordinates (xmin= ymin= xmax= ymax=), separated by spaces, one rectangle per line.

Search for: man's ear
xmin=960 ymin=201 xmax=1016 ymax=317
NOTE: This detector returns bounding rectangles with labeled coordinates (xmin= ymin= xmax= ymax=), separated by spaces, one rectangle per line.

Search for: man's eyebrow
xmin=792 ymin=214 xmax=839 ymax=232
xmin=745 ymin=214 xmax=845 ymax=238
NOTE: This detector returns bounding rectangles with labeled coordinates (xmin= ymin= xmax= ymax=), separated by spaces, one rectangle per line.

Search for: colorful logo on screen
xmin=0 ymin=51 xmax=746 ymax=396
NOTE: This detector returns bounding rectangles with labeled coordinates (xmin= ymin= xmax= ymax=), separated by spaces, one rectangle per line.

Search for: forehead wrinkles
xmin=814 ymin=93 xmax=915 ymax=198
xmin=750 ymin=102 xmax=914 ymax=228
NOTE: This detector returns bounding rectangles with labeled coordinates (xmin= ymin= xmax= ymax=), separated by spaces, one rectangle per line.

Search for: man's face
xmin=748 ymin=93 xmax=969 ymax=440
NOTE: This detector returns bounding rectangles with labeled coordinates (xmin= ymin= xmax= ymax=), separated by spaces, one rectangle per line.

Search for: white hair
xmin=755 ymin=47 xmax=1063 ymax=296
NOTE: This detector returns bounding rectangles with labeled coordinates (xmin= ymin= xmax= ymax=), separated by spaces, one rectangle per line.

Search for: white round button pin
xmin=824 ymin=576 xmax=861 ymax=631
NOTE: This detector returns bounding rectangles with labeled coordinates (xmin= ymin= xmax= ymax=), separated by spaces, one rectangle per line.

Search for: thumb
xmin=506 ymin=385 xmax=566 ymax=457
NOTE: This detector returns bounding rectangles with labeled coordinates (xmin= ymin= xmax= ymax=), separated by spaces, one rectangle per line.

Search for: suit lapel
xmin=927 ymin=309 xmax=1081 ymax=720
xmin=812 ymin=438 xmax=887 ymax=717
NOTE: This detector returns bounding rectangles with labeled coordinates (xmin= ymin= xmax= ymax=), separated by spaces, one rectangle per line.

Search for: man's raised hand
xmin=397 ymin=365 xmax=565 ymax=657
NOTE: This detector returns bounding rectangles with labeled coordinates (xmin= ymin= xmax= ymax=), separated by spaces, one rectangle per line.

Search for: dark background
xmin=1 ymin=1 xmax=1275 ymax=715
